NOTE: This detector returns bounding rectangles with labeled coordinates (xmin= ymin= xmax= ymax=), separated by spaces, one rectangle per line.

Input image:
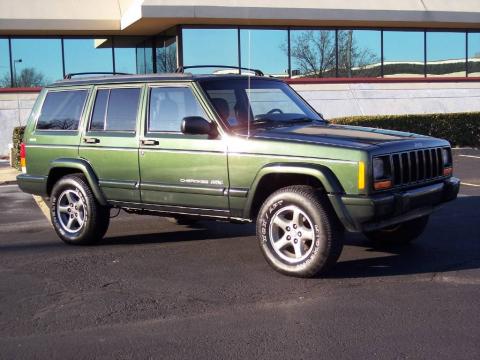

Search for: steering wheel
xmin=267 ymin=108 xmax=284 ymax=115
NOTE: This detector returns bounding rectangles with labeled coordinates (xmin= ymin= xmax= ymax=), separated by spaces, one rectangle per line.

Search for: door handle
xmin=141 ymin=139 xmax=159 ymax=146
xmin=83 ymin=137 xmax=100 ymax=144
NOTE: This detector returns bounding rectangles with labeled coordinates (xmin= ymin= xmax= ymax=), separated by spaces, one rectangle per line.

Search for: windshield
xmin=199 ymin=78 xmax=323 ymax=129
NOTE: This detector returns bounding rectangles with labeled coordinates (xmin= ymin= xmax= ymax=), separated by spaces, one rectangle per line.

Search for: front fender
xmin=243 ymin=163 xmax=344 ymax=217
xmin=48 ymin=158 xmax=107 ymax=206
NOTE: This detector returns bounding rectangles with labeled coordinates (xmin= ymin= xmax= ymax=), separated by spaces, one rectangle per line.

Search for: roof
xmin=48 ymin=73 xmax=281 ymax=87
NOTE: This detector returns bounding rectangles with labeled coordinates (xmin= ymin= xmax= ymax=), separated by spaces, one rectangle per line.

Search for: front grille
xmin=387 ymin=147 xmax=445 ymax=187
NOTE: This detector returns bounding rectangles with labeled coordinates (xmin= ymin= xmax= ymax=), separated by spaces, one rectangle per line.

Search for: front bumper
xmin=329 ymin=177 xmax=460 ymax=232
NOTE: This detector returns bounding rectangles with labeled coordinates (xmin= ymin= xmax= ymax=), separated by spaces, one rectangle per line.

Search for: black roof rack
xmin=64 ymin=72 xmax=131 ymax=80
xmin=175 ymin=65 xmax=264 ymax=77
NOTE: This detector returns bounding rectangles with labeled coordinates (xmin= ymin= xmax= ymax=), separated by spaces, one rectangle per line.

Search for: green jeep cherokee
xmin=17 ymin=71 xmax=460 ymax=277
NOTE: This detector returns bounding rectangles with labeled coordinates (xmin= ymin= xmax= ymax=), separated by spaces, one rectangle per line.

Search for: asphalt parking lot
xmin=0 ymin=149 xmax=479 ymax=359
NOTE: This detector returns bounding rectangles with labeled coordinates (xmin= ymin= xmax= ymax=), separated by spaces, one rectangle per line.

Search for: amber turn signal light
xmin=443 ymin=167 xmax=453 ymax=176
xmin=374 ymin=179 xmax=392 ymax=190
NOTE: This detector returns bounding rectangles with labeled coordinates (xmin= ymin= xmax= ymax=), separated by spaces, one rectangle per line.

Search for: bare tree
xmin=285 ymin=30 xmax=380 ymax=78
xmin=337 ymin=30 xmax=380 ymax=77
xmin=287 ymin=31 xmax=336 ymax=77
xmin=157 ymin=44 xmax=177 ymax=73
xmin=9 ymin=67 xmax=46 ymax=87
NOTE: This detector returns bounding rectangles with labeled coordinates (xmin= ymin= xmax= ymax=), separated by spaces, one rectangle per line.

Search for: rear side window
xmin=90 ymin=88 xmax=141 ymax=131
xmin=148 ymin=87 xmax=207 ymax=132
xmin=36 ymin=90 xmax=88 ymax=130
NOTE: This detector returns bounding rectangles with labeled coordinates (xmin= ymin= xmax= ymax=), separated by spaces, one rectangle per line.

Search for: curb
xmin=0 ymin=180 xmax=17 ymax=186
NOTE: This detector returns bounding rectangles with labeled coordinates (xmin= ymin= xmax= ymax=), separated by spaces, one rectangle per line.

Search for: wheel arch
xmin=244 ymin=163 xmax=344 ymax=220
xmin=47 ymin=158 xmax=107 ymax=206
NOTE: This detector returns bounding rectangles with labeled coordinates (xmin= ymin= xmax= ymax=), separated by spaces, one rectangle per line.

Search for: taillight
xmin=20 ymin=143 xmax=26 ymax=173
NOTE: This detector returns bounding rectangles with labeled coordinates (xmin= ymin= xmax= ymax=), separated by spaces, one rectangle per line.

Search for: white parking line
xmin=33 ymin=195 xmax=52 ymax=224
xmin=0 ymin=184 xmax=18 ymax=188
xmin=462 ymin=182 xmax=480 ymax=187
xmin=458 ymin=155 xmax=480 ymax=159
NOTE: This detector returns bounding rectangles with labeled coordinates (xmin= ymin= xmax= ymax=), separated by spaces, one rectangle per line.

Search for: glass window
xmin=11 ymin=38 xmax=63 ymax=86
xmin=384 ymin=31 xmax=425 ymax=77
xmin=0 ymin=38 xmax=11 ymax=87
xmin=468 ymin=32 xmax=480 ymax=77
xmin=182 ymin=28 xmax=238 ymax=72
xmin=156 ymin=36 xmax=177 ymax=73
xmin=338 ymin=30 xmax=381 ymax=77
xmin=114 ymin=37 xmax=153 ymax=74
xmin=240 ymin=29 xmax=288 ymax=77
xmin=90 ymin=88 xmax=140 ymax=131
xmin=427 ymin=32 xmax=466 ymax=77
xmin=36 ymin=90 xmax=88 ymax=130
xmin=148 ymin=87 xmax=207 ymax=132
xmin=200 ymin=79 xmax=321 ymax=129
xmin=64 ymin=38 xmax=113 ymax=75
xmin=290 ymin=30 xmax=336 ymax=78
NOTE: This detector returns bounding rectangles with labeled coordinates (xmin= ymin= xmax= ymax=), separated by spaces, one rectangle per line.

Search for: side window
xmin=36 ymin=90 xmax=88 ymax=130
xmin=148 ymin=87 xmax=207 ymax=132
xmin=90 ymin=88 xmax=141 ymax=131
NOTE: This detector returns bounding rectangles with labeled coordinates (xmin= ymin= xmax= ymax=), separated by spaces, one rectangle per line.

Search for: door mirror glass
xmin=181 ymin=116 xmax=216 ymax=137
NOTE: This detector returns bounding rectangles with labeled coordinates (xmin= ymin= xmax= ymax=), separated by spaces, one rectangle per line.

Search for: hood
xmin=238 ymin=123 xmax=426 ymax=149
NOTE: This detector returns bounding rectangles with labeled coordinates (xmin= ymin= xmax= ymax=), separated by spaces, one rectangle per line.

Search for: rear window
xmin=90 ymin=88 xmax=141 ymax=132
xmin=36 ymin=90 xmax=88 ymax=130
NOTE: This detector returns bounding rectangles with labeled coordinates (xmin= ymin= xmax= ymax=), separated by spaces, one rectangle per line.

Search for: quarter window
xmin=36 ymin=90 xmax=88 ymax=130
xmin=90 ymin=88 xmax=141 ymax=131
xmin=148 ymin=87 xmax=207 ymax=132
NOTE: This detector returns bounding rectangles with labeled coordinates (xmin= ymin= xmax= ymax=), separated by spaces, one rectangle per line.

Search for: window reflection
xmin=240 ymin=29 xmax=288 ymax=77
xmin=384 ymin=31 xmax=424 ymax=77
xmin=427 ymin=32 xmax=466 ymax=77
xmin=11 ymin=38 xmax=62 ymax=86
xmin=114 ymin=37 xmax=153 ymax=74
xmin=290 ymin=30 xmax=336 ymax=78
xmin=64 ymin=38 xmax=113 ymax=75
xmin=338 ymin=30 xmax=381 ymax=77
xmin=156 ymin=36 xmax=177 ymax=73
xmin=182 ymin=28 xmax=238 ymax=72
xmin=468 ymin=32 xmax=480 ymax=77
xmin=0 ymin=38 xmax=11 ymax=87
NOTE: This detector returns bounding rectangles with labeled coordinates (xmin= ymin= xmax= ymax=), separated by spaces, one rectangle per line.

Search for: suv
xmin=17 ymin=71 xmax=460 ymax=277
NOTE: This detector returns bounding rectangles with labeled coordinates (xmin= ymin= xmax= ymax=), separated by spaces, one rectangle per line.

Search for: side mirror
xmin=181 ymin=116 xmax=217 ymax=138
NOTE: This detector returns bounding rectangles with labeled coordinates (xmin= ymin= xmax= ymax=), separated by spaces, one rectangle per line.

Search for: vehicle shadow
xmin=327 ymin=195 xmax=480 ymax=279
xmin=101 ymin=221 xmax=256 ymax=246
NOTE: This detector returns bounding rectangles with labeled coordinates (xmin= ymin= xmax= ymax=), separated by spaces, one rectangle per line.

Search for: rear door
xmin=79 ymin=84 xmax=144 ymax=203
xmin=138 ymin=82 xmax=230 ymax=215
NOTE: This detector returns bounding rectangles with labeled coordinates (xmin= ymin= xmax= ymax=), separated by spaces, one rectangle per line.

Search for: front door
xmin=79 ymin=85 xmax=144 ymax=203
xmin=138 ymin=83 xmax=229 ymax=216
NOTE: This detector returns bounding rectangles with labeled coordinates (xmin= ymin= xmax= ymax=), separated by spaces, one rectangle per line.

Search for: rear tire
xmin=50 ymin=174 xmax=110 ymax=245
xmin=364 ymin=215 xmax=430 ymax=246
xmin=256 ymin=185 xmax=344 ymax=278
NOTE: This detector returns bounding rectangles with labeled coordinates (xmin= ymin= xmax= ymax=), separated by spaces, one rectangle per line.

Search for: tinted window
xmin=148 ymin=87 xmax=207 ymax=132
xmin=384 ymin=31 xmax=425 ymax=77
xmin=37 ymin=90 xmax=87 ymax=130
xmin=0 ymin=38 xmax=11 ymax=87
xmin=113 ymin=37 xmax=153 ymax=74
xmin=64 ymin=38 xmax=113 ymax=74
xmin=427 ymin=32 xmax=466 ymax=77
xmin=468 ymin=32 xmax=480 ymax=77
xmin=338 ymin=30 xmax=381 ymax=77
xmin=240 ymin=29 xmax=288 ymax=77
xmin=10 ymin=38 xmax=63 ymax=86
xmin=90 ymin=88 xmax=141 ymax=131
xmin=290 ymin=30 xmax=336 ymax=78
xmin=182 ymin=28 xmax=238 ymax=72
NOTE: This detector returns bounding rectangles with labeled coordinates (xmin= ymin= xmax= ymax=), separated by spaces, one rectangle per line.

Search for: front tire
xmin=256 ymin=185 xmax=344 ymax=278
xmin=50 ymin=174 xmax=110 ymax=245
xmin=364 ymin=215 xmax=430 ymax=246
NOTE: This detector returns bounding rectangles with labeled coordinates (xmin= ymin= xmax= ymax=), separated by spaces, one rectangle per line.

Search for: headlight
xmin=441 ymin=148 xmax=450 ymax=165
xmin=442 ymin=148 xmax=453 ymax=176
xmin=373 ymin=157 xmax=386 ymax=180
xmin=373 ymin=157 xmax=392 ymax=190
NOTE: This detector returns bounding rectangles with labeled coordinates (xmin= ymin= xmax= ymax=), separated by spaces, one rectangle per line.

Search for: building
xmin=1 ymin=0 xmax=480 ymax=155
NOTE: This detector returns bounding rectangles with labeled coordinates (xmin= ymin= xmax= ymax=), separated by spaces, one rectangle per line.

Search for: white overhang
xmin=1 ymin=0 xmax=480 ymax=35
